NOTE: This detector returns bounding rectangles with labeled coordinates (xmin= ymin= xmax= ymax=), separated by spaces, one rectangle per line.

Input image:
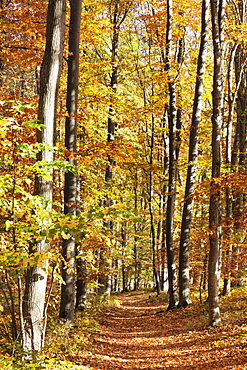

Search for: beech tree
xmin=97 ymin=0 xmax=120 ymax=296
xmin=22 ymin=0 xmax=66 ymax=352
xmin=2 ymin=2 xmax=247 ymax=361
xmin=59 ymin=0 xmax=82 ymax=322
xmin=178 ymin=0 xmax=210 ymax=308
xmin=230 ymin=6 xmax=247 ymax=286
xmin=98 ymin=0 xmax=130 ymax=295
xmin=222 ymin=42 xmax=238 ymax=296
xmin=208 ymin=0 xmax=225 ymax=326
xmin=165 ymin=0 xmax=179 ymax=309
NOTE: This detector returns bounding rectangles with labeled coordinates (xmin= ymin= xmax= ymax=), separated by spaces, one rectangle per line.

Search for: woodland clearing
xmin=71 ymin=291 xmax=247 ymax=370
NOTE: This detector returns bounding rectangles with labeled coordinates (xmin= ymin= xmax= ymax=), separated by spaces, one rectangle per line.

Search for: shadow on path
xmin=77 ymin=293 xmax=247 ymax=369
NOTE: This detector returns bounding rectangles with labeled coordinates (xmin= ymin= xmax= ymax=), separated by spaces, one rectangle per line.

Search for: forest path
xmin=79 ymin=292 xmax=247 ymax=370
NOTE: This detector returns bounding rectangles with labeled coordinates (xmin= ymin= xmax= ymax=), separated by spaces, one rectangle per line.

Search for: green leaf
xmin=23 ymin=120 xmax=45 ymax=130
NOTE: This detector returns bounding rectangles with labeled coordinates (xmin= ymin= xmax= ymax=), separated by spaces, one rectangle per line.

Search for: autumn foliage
xmin=0 ymin=0 xmax=247 ymax=367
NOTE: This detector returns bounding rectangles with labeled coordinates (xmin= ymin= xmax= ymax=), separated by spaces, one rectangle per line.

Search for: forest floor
xmin=70 ymin=291 xmax=247 ymax=370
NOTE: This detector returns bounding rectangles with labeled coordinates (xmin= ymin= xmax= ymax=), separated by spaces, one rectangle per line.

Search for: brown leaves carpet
xmin=79 ymin=293 xmax=247 ymax=369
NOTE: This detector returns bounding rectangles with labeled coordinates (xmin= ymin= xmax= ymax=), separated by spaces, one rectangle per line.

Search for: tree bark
xmin=148 ymin=112 xmax=161 ymax=295
xmin=121 ymin=222 xmax=128 ymax=292
xmin=178 ymin=0 xmax=210 ymax=307
xmin=222 ymin=43 xmax=239 ymax=295
xmin=208 ymin=0 xmax=225 ymax=326
xmin=98 ymin=0 xmax=128 ymax=295
xmin=165 ymin=0 xmax=179 ymax=310
xmin=22 ymin=0 xmax=65 ymax=353
xmin=230 ymin=39 xmax=247 ymax=287
xmin=133 ymin=172 xmax=141 ymax=291
xmin=59 ymin=0 xmax=82 ymax=322
xmin=75 ymin=248 xmax=87 ymax=311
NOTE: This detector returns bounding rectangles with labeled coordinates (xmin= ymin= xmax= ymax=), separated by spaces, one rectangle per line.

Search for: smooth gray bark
xmin=121 ymin=222 xmax=128 ymax=292
xmin=230 ymin=43 xmax=247 ymax=287
xmin=178 ymin=0 xmax=210 ymax=307
xmin=208 ymin=0 xmax=225 ymax=326
xmin=149 ymin=114 xmax=161 ymax=295
xmin=22 ymin=0 xmax=65 ymax=352
xmin=133 ymin=173 xmax=141 ymax=291
xmin=59 ymin=0 xmax=82 ymax=322
xmin=223 ymin=43 xmax=239 ymax=295
xmin=165 ymin=0 xmax=179 ymax=309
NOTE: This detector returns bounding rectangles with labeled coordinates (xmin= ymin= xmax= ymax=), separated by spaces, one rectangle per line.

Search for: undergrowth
xmin=0 ymin=294 xmax=120 ymax=370
xmin=157 ymin=286 xmax=247 ymax=332
xmin=0 ymin=287 xmax=246 ymax=369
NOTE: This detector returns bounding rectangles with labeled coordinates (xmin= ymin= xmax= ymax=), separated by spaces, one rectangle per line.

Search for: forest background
xmin=0 ymin=0 xmax=247 ymax=366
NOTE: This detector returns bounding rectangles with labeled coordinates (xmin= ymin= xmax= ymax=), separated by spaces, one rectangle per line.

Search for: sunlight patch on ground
xmin=90 ymin=341 xmax=224 ymax=370
xmin=82 ymin=293 xmax=247 ymax=369
xmin=119 ymin=304 xmax=165 ymax=311
xmin=100 ymin=328 xmax=162 ymax=336
xmin=103 ymin=315 xmax=159 ymax=322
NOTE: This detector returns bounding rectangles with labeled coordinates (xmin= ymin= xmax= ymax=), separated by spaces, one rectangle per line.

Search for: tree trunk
xmin=59 ymin=0 xmax=82 ymax=322
xmin=222 ymin=43 xmax=239 ymax=295
xmin=22 ymin=0 xmax=65 ymax=353
xmin=230 ymin=41 xmax=247 ymax=287
xmin=98 ymin=0 xmax=125 ymax=295
xmin=149 ymin=114 xmax=161 ymax=295
xmin=208 ymin=0 xmax=225 ymax=326
xmin=112 ymin=259 xmax=119 ymax=292
xmin=165 ymin=0 xmax=179 ymax=310
xmin=121 ymin=222 xmax=128 ymax=292
xmin=133 ymin=173 xmax=141 ymax=291
xmin=178 ymin=0 xmax=210 ymax=307
xmin=76 ymin=248 xmax=87 ymax=311
xmin=160 ymin=110 xmax=169 ymax=292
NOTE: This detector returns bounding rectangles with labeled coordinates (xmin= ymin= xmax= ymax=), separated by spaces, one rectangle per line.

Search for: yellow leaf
xmin=5 ymin=220 xmax=12 ymax=231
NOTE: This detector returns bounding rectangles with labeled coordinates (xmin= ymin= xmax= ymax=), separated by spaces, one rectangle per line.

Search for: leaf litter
xmin=75 ymin=292 xmax=247 ymax=369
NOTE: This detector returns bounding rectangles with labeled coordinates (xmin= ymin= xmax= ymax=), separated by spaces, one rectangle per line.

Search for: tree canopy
xmin=0 ymin=0 xmax=247 ymax=363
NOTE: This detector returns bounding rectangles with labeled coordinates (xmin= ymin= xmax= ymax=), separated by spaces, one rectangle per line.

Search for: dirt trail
xmin=79 ymin=293 xmax=247 ymax=370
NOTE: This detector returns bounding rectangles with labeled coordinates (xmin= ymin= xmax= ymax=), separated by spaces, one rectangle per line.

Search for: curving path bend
xmin=79 ymin=293 xmax=247 ymax=370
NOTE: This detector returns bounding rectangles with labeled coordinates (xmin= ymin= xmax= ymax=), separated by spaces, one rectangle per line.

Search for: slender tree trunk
xmin=199 ymin=252 xmax=208 ymax=303
xmin=222 ymin=43 xmax=240 ymax=295
xmin=149 ymin=114 xmax=161 ymax=295
xmin=98 ymin=0 xmax=129 ymax=295
xmin=208 ymin=0 xmax=225 ymax=326
xmin=160 ymin=110 xmax=169 ymax=292
xmin=122 ymin=254 xmax=127 ymax=293
xmin=112 ymin=259 xmax=119 ymax=292
xmin=165 ymin=0 xmax=179 ymax=310
xmin=178 ymin=0 xmax=210 ymax=307
xmin=133 ymin=173 xmax=141 ymax=291
xmin=59 ymin=0 xmax=82 ymax=322
xmin=156 ymin=191 xmax=164 ymax=291
xmin=22 ymin=0 xmax=65 ymax=352
xmin=121 ymin=221 xmax=128 ymax=292
xmin=75 ymin=247 xmax=87 ymax=311
xmin=231 ymin=40 xmax=247 ymax=287
xmin=75 ymin=177 xmax=87 ymax=310
xmin=98 ymin=2 xmax=119 ymax=296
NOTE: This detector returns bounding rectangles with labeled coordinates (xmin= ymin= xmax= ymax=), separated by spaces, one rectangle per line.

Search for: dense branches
xmin=0 ymin=0 xmax=247 ymax=358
